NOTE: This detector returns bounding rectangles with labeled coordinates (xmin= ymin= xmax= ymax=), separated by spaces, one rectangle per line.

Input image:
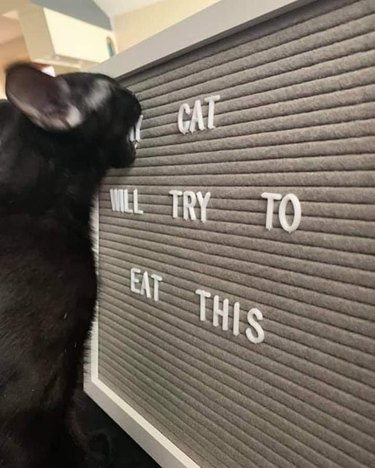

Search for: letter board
xmin=86 ymin=0 xmax=375 ymax=467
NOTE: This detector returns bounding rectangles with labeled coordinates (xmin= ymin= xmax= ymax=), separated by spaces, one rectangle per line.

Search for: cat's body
xmin=0 ymin=65 xmax=141 ymax=467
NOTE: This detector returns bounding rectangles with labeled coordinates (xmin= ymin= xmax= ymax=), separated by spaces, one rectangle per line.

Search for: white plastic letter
xmin=124 ymin=189 xmax=133 ymax=214
xmin=140 ymin=272 xmax=151 ymax=299
xmin=116 ymin=189 xmax=131 ymax=213
xmin=261 ymin=192 xmax=282 ymax=230
xmin=246 ymin=308 xmax=265 ymax=344
xmin=196 ymin=191 xmax=211 ymax=222
xmin=233 ymin=302 xmax=240 ymax=336
xmin=119 ymin=189 xmax=125 ymax=213
xmin=130 ymin=268 xmax=141 ymax=294
xmin=151 ymin=274 xmax=163 ymax=302
xmin=204 ymin=95 xmax=220 ymax=129
xmin=110 ymin=189 xmax=121 ymax=212
xmin=190 ymin=100 xmax=205 ymax=133
xmin=183 ymin=191 xmax=197 ymax=220
xmin=133 ymin=189 xmax=144 ymax=215
xmin=169 ymin=190 xmax=183 ymax=219
xmin=178 ymin=103 xmax=191 ymax=134
xmin=279 ymin=194 xmax=302 ymax=233
xmin=213 ymin=295 xmax=229 ymax=331
xmin=195 ymin=289 xmax=211 ymax=321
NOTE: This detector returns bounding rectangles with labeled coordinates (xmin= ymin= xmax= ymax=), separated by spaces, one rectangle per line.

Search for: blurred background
xmin=0 ymin=0 xmax=220 ymax=98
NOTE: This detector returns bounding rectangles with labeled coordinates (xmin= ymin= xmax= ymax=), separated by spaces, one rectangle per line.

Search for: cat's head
xmin=5 ymin=63 xmax=141 ymax=169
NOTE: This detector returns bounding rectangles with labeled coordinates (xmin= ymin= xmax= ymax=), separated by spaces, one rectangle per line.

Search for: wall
xmin=44 ymin=9 xmax=115 ymax=63
xmin=113 ymin=0 xmax=220 ymax=51
xmin=0 ymin=36 xmax=29 ymax=99
xmin=17 ymin=4 xmax=114 ymax=67
xmin=33 ymin=0 xmax=111 ymax=29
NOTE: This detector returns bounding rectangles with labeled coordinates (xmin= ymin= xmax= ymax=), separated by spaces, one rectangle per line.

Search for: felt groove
xmin=99 ymin=329 xmax=332 ymax=468
xmin=125 ymin=0 xmax=366 ymax=90
xmin=99 ymin=214 xmax=374 ymax=257
xmin=137 ymin=27 xmax=375 ymax=103
xmin=97 ymin=298 xmax=375 ymax=466
xmin=133 ymin=135 xmax=375 ymax=159
xmin=99 ymin=357 xmax=259 ymax=468
xmin=98 ymin=285 xmax=375 ymax=442
xmin=127 ymin=1 xmax=371 ymax=94
xmin=99 ymin=221 xmax=375 ymax=276
xmin=138 ymin=48 xmax=375 ymax=113
xmin=99 ymin=229 xmax=375 ymax=295
xmin=99 ymin=233 xmax=375 ymax=308
xmin=99 ymin=319 xmax=372 ymax=468
xmin=106 ymin=154 xmax=375 ymax=173
xmin=98 ymin=365 xmax=230 ymax=468
xmin=99 ymin=336 xmax=289 ymax=468
xmin=141 ymin=65 xmax=375 ymax=120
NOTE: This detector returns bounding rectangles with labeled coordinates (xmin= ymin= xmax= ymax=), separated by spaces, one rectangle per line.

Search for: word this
xmin=169 ymin=190 xmax=211 ymax=222
xmin=130 ymin=268 xmax=163 ymax=302
xmin=261 ymin=192 xmax=302 ymax=233
xmin=110 ymin=188 xmax=144 ymax=214
xmin=195 ymin=289 xmax=265 ymax=344
xmin=178 ymin=95 xmax=221 ymax=134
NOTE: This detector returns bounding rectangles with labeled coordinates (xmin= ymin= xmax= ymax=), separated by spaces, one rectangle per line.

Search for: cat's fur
xmin=0 ymin=64 xmax=141 ymax=467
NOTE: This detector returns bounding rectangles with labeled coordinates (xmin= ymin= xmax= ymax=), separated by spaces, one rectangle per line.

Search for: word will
xmin=195 ymin=289 xmax=265 ymax=344
xmin=169 ymin=190 xmax=211 ymax=222
xmin=130 ymin=268 xmax=163 ymax=302
xmin=110 ymin=188 xmax=144 ymax=214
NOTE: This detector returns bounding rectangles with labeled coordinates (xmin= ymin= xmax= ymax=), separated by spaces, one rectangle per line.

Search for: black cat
xmin=0 ymin=64 xmax=141 ymax=467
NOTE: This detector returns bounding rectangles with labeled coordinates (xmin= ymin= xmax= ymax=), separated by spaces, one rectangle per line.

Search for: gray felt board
xmin=96 ymin=0 xmax=375 ymax=466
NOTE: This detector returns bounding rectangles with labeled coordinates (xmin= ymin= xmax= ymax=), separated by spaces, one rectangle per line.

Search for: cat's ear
xmin=5 ymin=63 xmax=83 ymax=131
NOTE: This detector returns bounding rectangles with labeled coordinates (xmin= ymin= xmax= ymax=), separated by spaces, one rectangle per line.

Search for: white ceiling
xmin=0 ymin=16 xmax=22 ymax=45
xmin=93 ymin=0 xmax=162 ymax=17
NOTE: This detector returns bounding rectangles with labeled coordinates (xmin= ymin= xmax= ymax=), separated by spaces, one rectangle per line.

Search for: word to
xmin=178 ymin=95 xmax=221 ymax=134
xmin=169 ymin=190 xmax=211 ymax=222
xmin=195 ymin=289 xmax=265 ymax=344
xmin=261 ymin=192 xmax=302 ymax=233
xmin=130 ymin=268 xmax=163 ymax=302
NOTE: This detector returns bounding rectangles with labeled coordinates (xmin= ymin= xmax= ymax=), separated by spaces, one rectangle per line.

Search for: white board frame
xmin=84 ymin=1 xmax=316 ymax=466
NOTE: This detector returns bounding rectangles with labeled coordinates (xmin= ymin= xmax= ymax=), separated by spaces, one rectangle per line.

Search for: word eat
xmin=261 ymin=192 xmax=302 ymax=233
xmin=110 ymin=188 xmax=144 ymax=215
xmin=130 ymin=268 xmax=163 ymax=302
xmin=169 ymin=190 xmax=211 ymax=222
xmin=178 ymin=95 xmax=221 ymax=134
xmin=195 ymin=289 xmax=265 ymax=344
